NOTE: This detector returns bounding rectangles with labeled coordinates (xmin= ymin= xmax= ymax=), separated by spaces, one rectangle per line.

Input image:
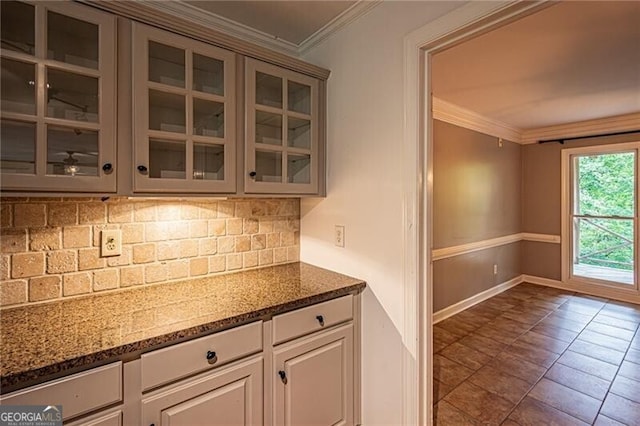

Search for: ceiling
xmin=152 ymin=0 xmax=375 ymax=55
xmin=432 ymin=1 xmax=640 ymax=130
xmin=185 ymin=1 xmax=355 ymax=45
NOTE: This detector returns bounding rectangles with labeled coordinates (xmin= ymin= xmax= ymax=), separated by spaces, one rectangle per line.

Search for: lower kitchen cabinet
xmin=141 ymin=355 xmax=263 ymax=426
xmin=0 ymin=362 xmax=123 ymax=423
xmin=272 ymin=324 xmax=353 ymax=426
xmin=1 ymin=293 xmax=361 ymax=426
xmin=66 ymin=407 xmax=123 ymax=426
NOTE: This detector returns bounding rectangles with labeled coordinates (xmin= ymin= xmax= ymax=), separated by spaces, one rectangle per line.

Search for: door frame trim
xmin=401 ymin=1 xmax=551 ymax=423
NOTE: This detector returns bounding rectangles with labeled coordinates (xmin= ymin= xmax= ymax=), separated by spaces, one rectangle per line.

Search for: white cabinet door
xmin=245 ymin=58 xmax=320 ymax=195
xmin=132 ymin=23 xmax=237 ymax=194
xmin=272 ymin=324 xmax=353 ymax=426
xmin=142 ymin=356 xmax=263 ymax=426
xmin=0 ymin=1 xmax=116 ymax=192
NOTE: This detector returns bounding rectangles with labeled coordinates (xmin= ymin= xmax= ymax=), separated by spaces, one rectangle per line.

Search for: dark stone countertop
xmin=0 ymin=262 xmax=365 ymax=393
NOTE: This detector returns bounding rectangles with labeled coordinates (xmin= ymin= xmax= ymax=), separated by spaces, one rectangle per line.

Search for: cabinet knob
xmin=249 ymin=171 xmax=257 ymax=178
xmin=316 ymin=315 xmax=325 ymax=326
xmin=278 ymin=370 xmax=287 ymax=384
xmin=206 ymin=350 xmax=217 ymax=365
xmin=137 ymin=165 xmax=148 ymax=174
xmin=102 ymin=163 xmax=113 ymax=173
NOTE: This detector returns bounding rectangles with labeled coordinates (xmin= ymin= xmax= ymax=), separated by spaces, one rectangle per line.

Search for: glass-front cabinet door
xmin=132 ymin=23 xmax=236 ymax=193
xmin=0 ymin=1 xmax=116 ymax=192
xmin=245 ymin=58 xmax=319 ymax=194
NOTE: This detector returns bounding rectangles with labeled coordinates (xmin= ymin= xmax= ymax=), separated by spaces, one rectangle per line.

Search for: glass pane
xmin=149 ymin=138 xmax=186 ymax=179
xmin=193 ymin=54 xmax=224 ymax=95
xmin=1 ymin=119 xmax=35 ymax=174
xmin=149 ymin=90 xmax=185 ymax=133
xmin=256 ymin=111 xmax=282 ymax=145
xmin=288 ymin=81 xmax=311 ymax=114
xmin=288 ymin=117 xmax=310 ymax=149
xmin=255 ymin=150 xmax=282 ymax=183
xmin=1 ymin=59 xmax=35 ymax=115
xmin=573 ymin=217 xmax=634 ymax=285
xmin=287 ymin=154 xmax=311 ymax=184
xmin=193 ymin=98 xmax=224 ymax=137
xmin=1 ymin=1 xmax=35 ymax=56
xmin=47 ymin=11 xmax=98 ymax=69
xmin=149 ymin=41 xmax=185 ymax=87
xmin=47 ymin=68 xmax=99 ymax=122
xmin=256 ymin=72 xmax=282 ymax=108
xmin=47 ymin=126 xmax=99 ymax=176
xmin=194 ymin=143 xmax=224 ymax=180
xmin=575 ymin=152 xmax=635 ymax=217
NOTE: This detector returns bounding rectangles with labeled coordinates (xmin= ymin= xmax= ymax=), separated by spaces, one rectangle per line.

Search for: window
xmin=562 ymin=142 xmax=639 ymax=290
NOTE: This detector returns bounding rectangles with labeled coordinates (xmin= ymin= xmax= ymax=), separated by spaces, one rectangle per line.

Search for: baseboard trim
xmin=433 ymin=275 xmax=524 ymax=323
xmin=522 ymin=274 xmax=640 ymax=305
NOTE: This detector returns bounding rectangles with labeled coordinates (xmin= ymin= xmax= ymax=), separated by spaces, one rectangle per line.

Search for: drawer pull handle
xmin=278 ymin=370 xmax=288 ymax=384
xmin=316 ymin=315 xmax=325 ymax=326
xmin=206 ymin=350 xmax=217 ymax=364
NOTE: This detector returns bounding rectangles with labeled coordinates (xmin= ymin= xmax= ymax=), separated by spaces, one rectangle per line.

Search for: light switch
xmin=335 ymin=225 xmax=345 ymax=247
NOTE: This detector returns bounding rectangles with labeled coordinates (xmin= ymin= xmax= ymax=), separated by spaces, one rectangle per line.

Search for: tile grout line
xmin=504 ymin=299 xmax=640 ymax=426
xmin=587 ymin=314 xmax=640 ymax=425
xmin=435 ymin=289 xmax=639 ymax=426
xmin=496 ymin=292 xmax=592 ymax=426
xmin=439 ymin=289 xmax=576 ymax=425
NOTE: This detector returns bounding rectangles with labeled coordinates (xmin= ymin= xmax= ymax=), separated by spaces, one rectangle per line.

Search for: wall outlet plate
xmin=101 ymin=229 xmax=122 ymax=257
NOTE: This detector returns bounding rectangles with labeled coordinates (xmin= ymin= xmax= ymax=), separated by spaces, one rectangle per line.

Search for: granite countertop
xmin=0 ymin=262 xmax=365 ymax=393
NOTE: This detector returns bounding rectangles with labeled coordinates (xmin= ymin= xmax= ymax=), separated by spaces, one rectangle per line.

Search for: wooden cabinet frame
xmin=1 ymin=1 xmax=116 ymax=192
xmin=131 ymin=22 xmax=237 ymax=194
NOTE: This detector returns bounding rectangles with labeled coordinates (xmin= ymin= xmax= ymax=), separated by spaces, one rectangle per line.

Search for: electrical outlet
xmin=493 ymin=264 xmax=498 ymax=275
xmin=335 ymin=225 xmax=345 ymax=247
xmin=101 ymin=229 xmax=122 ymax=257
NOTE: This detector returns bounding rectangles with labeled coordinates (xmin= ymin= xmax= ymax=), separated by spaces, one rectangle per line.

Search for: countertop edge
xmin=1 ymin=281 xmax=365 ymax=394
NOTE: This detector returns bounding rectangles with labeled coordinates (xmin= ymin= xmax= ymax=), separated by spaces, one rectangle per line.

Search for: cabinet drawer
xmin=0 ymin=362 xmax=122 ymax=421
xmin=141 ymin=321 xmax=262 ymax=391
xmin=272 ymin=295 xmax=353 ymax=345
xmin=66 ymin=408 xmax=122 ymax=426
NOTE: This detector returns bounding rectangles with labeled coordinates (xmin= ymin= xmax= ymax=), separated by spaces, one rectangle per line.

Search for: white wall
xmin=300 ymin=2 xmax=466 ymax=424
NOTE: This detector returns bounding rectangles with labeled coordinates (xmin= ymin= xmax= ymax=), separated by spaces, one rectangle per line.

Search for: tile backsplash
xmin=0 ymin=197 xmax=300 ymax=308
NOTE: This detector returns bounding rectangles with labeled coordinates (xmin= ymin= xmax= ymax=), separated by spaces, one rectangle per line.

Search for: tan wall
xmin=0 ymin=197 xmax=300 ymax=308
xmin=433 ymin=120 xmax=522 ymax=310
xmin=433 ymin=242 xmax=521 ymax=312
xmin=521 ymin=131 xmax=640 ymax=279
xmin=433 ymin=120 xmax=521 ymax=249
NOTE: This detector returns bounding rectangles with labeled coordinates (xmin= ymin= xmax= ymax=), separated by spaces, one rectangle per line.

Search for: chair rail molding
xmin=432 ymin=233 xmax=560 ymax=261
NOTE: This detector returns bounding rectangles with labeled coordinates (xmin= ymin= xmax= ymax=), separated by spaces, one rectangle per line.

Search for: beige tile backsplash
xmin=0 ymin=197 xmax=300 ymax=307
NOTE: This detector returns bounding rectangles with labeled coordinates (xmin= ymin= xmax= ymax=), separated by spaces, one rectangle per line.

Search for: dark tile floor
xmin=433 ymin=283 xmax=640 ymax=426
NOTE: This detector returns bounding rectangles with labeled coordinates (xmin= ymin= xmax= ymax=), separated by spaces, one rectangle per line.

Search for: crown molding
xmin=127 ymin=0 xmax=380 ymax=58
xmin=433 ymin=97 xmax=640 ymax=145
xmin=520 ymin=112 xmax=640 ymax=144
xmin=298 ymin=1 xmax=382 ymax=55
xmin=84 ymin=0 xmax=331 ymax=80
xmin=432 ymin=97 xmax=522 ymax=143
xmin=135 ymin=0 xmax=299 ymax=56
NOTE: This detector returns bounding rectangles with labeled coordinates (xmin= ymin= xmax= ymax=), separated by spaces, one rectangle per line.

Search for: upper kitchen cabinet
xmin=0 ymin=1 xmax=116 ymax=192
xmin=132 ymin=23 xmax=237 ymax=193
xmin=245 ymin=58 xmax=321 ymax=195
